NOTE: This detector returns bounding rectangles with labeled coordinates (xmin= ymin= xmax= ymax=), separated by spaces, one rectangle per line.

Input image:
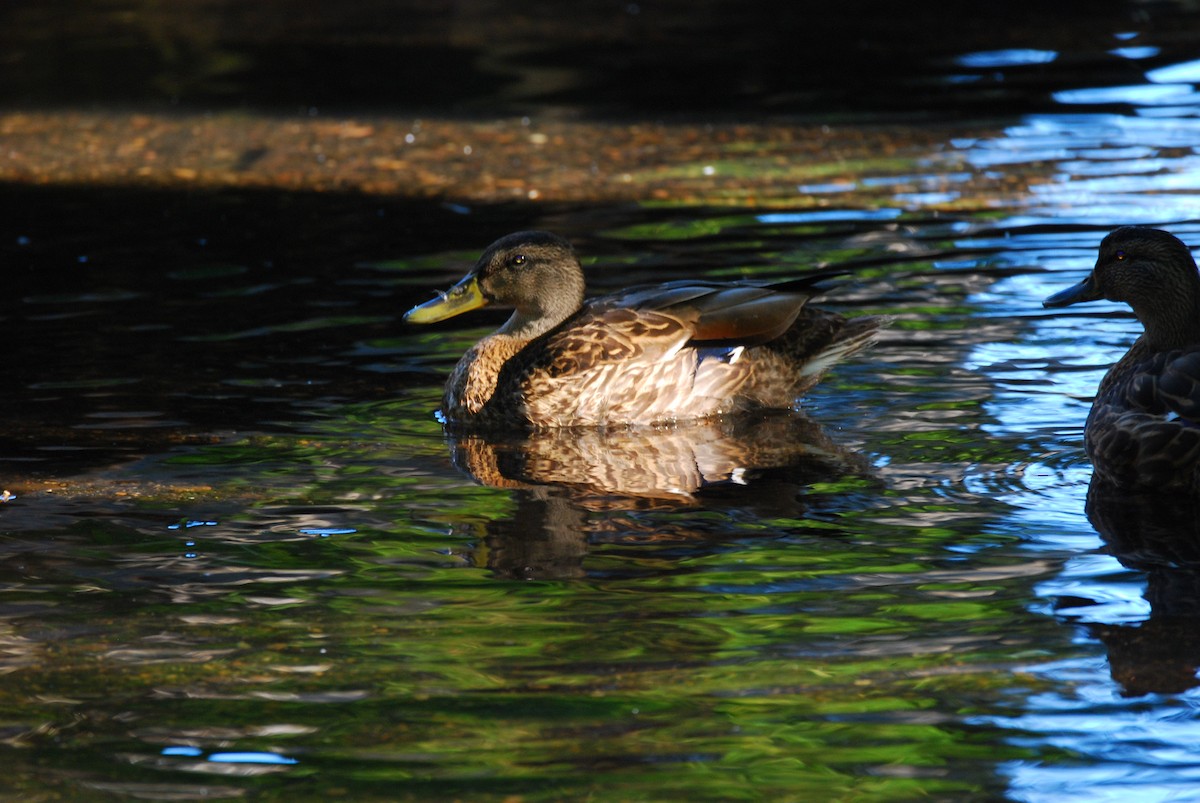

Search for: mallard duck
xmin=1044 ymin=226 xmax=1200 ymax=491
xmin=405 ymin=231 xmax=886 ymax=428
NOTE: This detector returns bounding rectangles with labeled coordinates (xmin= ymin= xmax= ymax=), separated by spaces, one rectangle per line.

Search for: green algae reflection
xmin=0 ymin=390 xmax=1071 ymax=801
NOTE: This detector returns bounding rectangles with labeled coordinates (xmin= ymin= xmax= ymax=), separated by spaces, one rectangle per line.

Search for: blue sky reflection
xmin=955 ymin=49 xmax=1058 ymax=68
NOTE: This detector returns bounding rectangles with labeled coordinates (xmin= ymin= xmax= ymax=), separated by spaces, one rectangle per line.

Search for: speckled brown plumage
xmin=406 ymin=231 xmax=887 ymax=429
xmin=1044 ymin=226 xmax=1200 ymax=491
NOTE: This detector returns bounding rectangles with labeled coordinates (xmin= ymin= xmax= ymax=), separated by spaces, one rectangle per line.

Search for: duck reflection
xmin=1085 ymin=479 xmax=1200 ymax=696
xmin=446 ymin=411 xmax=871 ymax=579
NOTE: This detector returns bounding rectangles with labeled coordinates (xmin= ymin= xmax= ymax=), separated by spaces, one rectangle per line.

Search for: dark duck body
xmin=405 ymin=231 xmax=886 ymax=429
xmin=1044 ymin=226 xmax=1200 ymax=491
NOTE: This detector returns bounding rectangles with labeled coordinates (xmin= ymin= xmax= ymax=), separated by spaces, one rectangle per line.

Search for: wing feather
xmin=599 ymin=278 xmax=831 ymax=346
xmin=534 ymin=306 xmax=692 ymax=377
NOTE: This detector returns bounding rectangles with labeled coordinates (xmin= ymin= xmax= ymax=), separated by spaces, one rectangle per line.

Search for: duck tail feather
xmin=799 ymin=315 xmax=891 ymax=378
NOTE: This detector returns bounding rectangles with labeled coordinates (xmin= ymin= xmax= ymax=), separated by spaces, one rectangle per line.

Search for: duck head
xmin=405 ymin=231 xmax=587 ymax=339
xmin=1044 ymin=227 xmax=1200 ymax=346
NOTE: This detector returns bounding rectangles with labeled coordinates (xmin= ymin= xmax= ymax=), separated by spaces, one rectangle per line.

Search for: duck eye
xmin=510 ymin=254 xmax=527 ymax=267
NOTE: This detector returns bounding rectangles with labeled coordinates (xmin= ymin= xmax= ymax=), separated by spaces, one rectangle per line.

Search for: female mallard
xmin=1044 ymin=226 xmax=1200 ymax=491
xmin=406 ymin=231 xmax=886 ymax=428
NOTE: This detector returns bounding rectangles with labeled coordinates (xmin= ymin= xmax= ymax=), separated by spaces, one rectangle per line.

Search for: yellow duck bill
xmin=405 ymin=275 xmax=488 ymax=323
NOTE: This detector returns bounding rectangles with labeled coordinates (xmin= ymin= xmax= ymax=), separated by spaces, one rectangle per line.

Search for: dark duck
xmin=1044 ymin=226 xmax=1200 ymax=491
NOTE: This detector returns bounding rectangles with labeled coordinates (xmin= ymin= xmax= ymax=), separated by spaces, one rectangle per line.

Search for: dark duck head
xmin=1044 ymin=226 xmax=1200 ymax=350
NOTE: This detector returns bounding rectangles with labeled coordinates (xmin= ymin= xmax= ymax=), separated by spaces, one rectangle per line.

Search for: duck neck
xmin=496 ymin=275 xmax=585 ymax=341
xmin=1136 ymin=290 xmax=1200 ymax=349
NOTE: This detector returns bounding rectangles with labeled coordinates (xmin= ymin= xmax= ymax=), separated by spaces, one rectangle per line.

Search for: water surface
xmin=5 ymin=6 xmax=1200 ymax=802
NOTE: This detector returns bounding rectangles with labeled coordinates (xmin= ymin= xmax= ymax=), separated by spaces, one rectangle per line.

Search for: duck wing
xmin=1089 ymin=348 xmax=1200 ymax=488
xmin=497 ymin=273 xmax=858 ymax=425
xmin=603 ymin=272 xmax=841 ymax=346
xmin=531 ymin=272 xmax=854 ymax=378
xmin=534 ymin=306 xmax=692 ymax=378
xmin=1128 ymin=349 xmax=1200 ymax=422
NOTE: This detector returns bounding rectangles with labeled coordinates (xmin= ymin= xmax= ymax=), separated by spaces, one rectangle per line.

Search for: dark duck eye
xmin=510 ymin=254 xmax=527 ymax=268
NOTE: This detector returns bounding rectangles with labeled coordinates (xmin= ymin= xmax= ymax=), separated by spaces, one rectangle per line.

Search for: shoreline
xmin=1 ymin=109 xmax=1005 ymax=208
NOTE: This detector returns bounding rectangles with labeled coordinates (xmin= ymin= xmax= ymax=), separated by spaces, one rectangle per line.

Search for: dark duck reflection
xmin=447 ymin=412 xmax=873 ymax=579
xmin=405 ymin=231 xmax=887 ymax=429
xmin=1043 ymin=227 xmax=1200 ymax=491
xmin=1084 ymin=486 xmax=1200 ymax=696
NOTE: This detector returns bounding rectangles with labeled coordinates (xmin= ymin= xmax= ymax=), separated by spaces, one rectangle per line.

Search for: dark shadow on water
xmin=4 ymin=0 xmax=1197 ymax=119
xmin=448 ymin=411 xmax=875 ymax=579
xmin=0 ymin=181 xmax=564 ymax=474
xmin=1085 ymin=479 xmax=1200 ymax=696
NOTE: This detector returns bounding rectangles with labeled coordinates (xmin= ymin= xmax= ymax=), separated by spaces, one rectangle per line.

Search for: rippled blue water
xmin=924 ymin=73 xmax=1200 ymax=800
